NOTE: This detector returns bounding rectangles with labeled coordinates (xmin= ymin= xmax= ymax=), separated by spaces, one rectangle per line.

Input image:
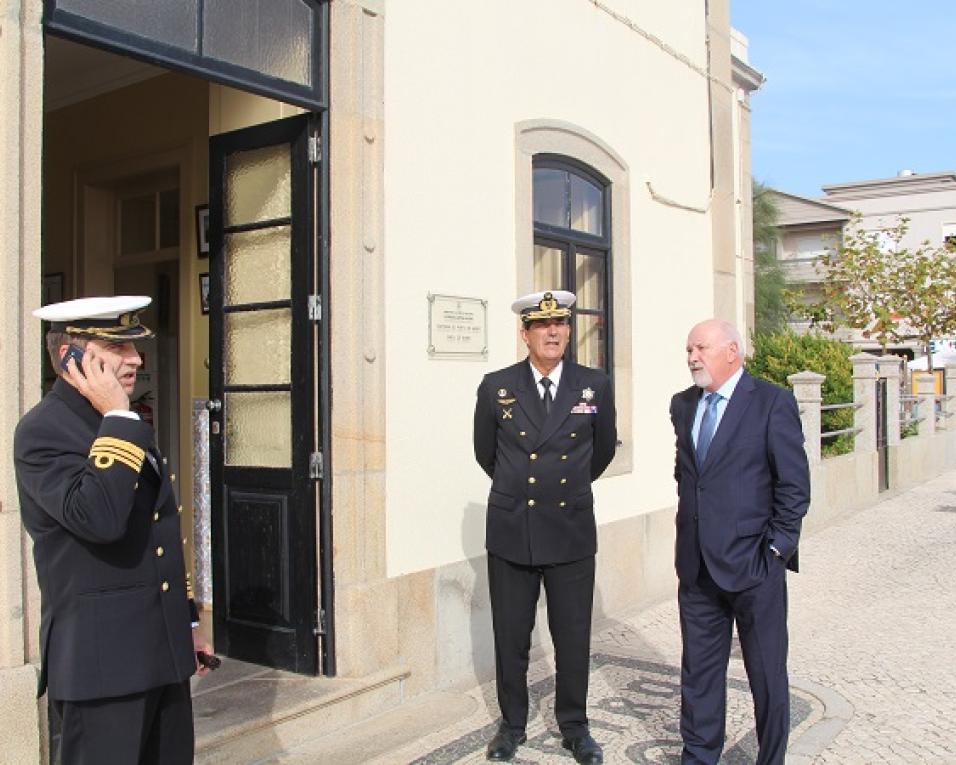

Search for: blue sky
xmin=731 ymin=1 xmax=956 ymax=198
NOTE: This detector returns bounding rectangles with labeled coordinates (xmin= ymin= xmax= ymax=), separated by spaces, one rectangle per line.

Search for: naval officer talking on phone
xmin=14 ymin=296 xmax=214 ymax=764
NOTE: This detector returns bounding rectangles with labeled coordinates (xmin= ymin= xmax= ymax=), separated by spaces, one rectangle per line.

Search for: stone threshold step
xmin=191 ymin=658 xmax=410 ymax=764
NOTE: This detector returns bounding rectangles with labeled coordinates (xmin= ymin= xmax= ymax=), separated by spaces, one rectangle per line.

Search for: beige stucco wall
xmin=382 ymin=0 xmax=715 ymax=577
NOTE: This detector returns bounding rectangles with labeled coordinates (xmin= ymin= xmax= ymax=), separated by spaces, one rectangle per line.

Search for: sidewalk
xmin=250 ymin=469 xmax=956 ymax=763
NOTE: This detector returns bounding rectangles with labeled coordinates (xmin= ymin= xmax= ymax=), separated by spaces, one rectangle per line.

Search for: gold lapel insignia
xmin=497 ymin=397 xmax=516 ymax=405
xmin=582 ymin=387 xmax=595 ymax=402
xmin=502 ymin=407 xmax=513 ymax=420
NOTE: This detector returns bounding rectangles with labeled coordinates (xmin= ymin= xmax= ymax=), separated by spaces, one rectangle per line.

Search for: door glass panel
xmin=533 ymin=168 xmax=568 ymax=228
xmin=575 ymin=251 xmax=605 ymax=310
xmin=57 ymin=0 xmax=198 ymax=51
xmin=225 ymin=146 xmax=291 ymax=226
xmin=575 ymin=314 xmax=605 ymax=369
xmin=225 ymin=227 xmax=292 ymax=305
xmin=159 ymin=189 xmax=180 ymax=249
xmin=225 ymin=392 xmax=291 ymax=467
xmin=569 ymin=173 xmax=604 ymax=236
xmin=533 ymin=244 xmax=565 ymax=291
xmin=204 ymin=0 xmax=313 ymax=86
xmin=120 ymin=194 xmax=155 ymax=256
xmin=225 ymin=309 xmax=292 ymax=385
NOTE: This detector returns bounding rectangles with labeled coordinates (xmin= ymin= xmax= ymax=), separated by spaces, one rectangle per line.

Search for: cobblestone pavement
xmin=272 ymin=470 xmax=956 ymax=764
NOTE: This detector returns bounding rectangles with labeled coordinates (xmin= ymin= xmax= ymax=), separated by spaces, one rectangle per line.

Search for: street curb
xmin=786 ymin=676 xmax=854 ymax=763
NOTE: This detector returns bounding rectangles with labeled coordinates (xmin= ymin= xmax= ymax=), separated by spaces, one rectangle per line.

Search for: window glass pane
xmin=575 ymin=313 xmax=606 ymax=370
xmin=226 ymin=145 xmax=292 ymax=226
xmin=575 ymin=251 xmax=605 ymax=310
xmin=204 ymin=0 xmax=313 ymax=86
xmin=533 ymin=168 xmax=568 ymax=228
xmin=225 ymin=392 xmax=291 ymax=467
xmin=224 ymin=226 xmax=292 ymax=305
xmin=120 ymin=194 xmax=155 ymax=256
xmin=58 ymin=0 xmax=198 ymax=51
xmin=569 ymin=172 xmax=603 ymax=236
xmin=159 ymin=190 xmax=180 ymax=249
xmin=225 ymin=309 xmax=291 ymax=386
xmin=533 ymin=244 xmax=565 ymax=291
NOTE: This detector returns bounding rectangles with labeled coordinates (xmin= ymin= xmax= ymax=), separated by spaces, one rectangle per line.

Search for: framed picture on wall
xmin=195 ymin=204 xmax=210 ymax=257
xmin=199 ymin=272 xmax=210 ymax=315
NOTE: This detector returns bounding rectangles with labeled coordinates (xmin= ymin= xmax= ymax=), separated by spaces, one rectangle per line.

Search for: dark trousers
xmin=52 ymin=680 xmax=194 ymax=765
xmin=678 ymin=556 xmax=789 ymax=765
xmin=487 ymin=552 xmax=595 ymax=738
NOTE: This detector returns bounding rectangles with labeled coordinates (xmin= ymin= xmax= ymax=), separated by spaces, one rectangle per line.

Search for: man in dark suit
xmin=14 ymin=296 xmax=212 ymax=764
xmin=669 ymin=319 xmax=810 ymax=764
xmin=474 ymin=290 xmax=617 ymax=764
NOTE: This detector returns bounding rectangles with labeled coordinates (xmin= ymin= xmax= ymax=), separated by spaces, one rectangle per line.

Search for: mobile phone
xmin=196 ymin=651 xmax=221 ymax=670
xmin=60 ymin=344 xmax=86 ymax=376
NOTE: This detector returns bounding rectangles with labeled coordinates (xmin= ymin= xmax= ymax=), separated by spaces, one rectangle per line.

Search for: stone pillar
xmin=879 ymin=356 xmax=903 ymax=447
xmin=945 ymin=364 xmax=956 ymax=431
xmin=850 ymin=353 xmax=879 ymax=454
xmin=914 ymin=372 xmax=937 ymax=437
xmin=0 ymin=0 xmax=45 ymax=762
xmin=788 ymin=371 xmax=825 ymax=463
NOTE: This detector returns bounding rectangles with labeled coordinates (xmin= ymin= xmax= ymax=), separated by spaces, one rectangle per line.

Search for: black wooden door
xmin=208 ymin=114 xmax=321 ymax=674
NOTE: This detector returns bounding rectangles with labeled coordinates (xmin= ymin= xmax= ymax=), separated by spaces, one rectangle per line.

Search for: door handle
xmin=206 ymin=398 xmax=222 ymax=412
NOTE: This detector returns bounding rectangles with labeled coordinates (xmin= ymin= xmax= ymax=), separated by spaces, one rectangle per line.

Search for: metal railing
xmin=820 ymin=401 xmax=862 ymax=440
xmin=900 ymin=394 xmax=923 ymax=437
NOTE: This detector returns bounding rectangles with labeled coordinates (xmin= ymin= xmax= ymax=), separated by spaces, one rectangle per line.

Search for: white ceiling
xmin=44 ymin=35 xmax=166 ymax=112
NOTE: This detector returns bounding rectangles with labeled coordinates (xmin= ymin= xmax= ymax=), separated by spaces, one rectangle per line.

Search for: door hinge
xmin=313 ymin=608 xmax=327 ymax=636
xmin=308 ymin=134 xmax=321 ymax=164
xmin=310 ymin=451 xmax=324 ymax=480
xmin=308 ymin=294 xmax=322 ymax=322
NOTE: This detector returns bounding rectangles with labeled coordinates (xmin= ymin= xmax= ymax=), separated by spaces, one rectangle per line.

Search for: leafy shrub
xmin=747 ymin=330 xmax=854 ymax=456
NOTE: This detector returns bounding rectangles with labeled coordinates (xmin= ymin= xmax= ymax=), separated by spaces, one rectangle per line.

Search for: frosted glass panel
xmin=533 ymin=244 xmax=564 ymax=291
xmin=534 ymin=168 xmax=567 ymax=228
xmin=204 ymin=0 xmax=312 ymax=85
xmin=575 ymin=314 xmax=605 ymax=370
xmin=570 ymin=174 xmax=603 ymax=236
xmin=225 ymin=227 xmax=292 ymax=305
xmin=225 ymin=309 xmax=291 ymax=385
xmin=58 ymin=0 xmax=198 ymax=50
xmin=225 ymin=145 xmax=291 ymax=226
xmin=225 ymin=392 xmax=291 ymax=467
xmin=575 ymin=252 xmax=605 ymax=310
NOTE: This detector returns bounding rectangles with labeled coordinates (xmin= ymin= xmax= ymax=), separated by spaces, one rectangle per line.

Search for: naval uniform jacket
xmin=669 ymin=371 xmax=811 ymax=592
xmin=14 ymin=378 xmax=196 ymax=701
xmin=474 ymin=360 xmax=617 ymax=566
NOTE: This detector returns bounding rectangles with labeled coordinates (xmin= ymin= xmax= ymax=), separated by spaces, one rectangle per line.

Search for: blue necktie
xmin=696 ymin=393 xmax=722 ymax=465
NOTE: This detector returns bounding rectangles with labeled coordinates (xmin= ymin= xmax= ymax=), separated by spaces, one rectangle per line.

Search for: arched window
xmin=532 ymin=155 xmax=611 ymax=372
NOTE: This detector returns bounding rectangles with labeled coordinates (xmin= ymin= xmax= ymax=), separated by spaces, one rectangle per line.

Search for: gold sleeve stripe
xmin=89 ymin=437 xmax=145 ymax=473
xmin=91 ymin=437 xmax=146 ymax=461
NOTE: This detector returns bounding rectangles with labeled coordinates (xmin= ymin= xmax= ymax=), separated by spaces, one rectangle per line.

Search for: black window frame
xmin=532 ymin=154 xmax=613 ymax=375
xmin=43 ymin=0 xmax=328 ymax=111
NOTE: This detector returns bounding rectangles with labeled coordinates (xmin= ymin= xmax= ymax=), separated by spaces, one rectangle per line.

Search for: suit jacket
xmin=474 ymin=359 xmax=617 ymax=566
xmin=669 ymin=370 xmax=810 ymax=592
xmin=14 ymin=378 xmax=196 ymax=701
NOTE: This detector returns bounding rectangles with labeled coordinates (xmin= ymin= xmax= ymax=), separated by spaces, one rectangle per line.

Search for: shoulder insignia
xmin=89 ymin=436 xmax=145 ymax=473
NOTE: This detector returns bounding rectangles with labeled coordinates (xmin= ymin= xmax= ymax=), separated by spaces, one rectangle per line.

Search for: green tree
xmin=747 ymin=329 xmax=854 ymax=456
xmin=797 ymin=214 xmax=956 ymax=357
xmin=752 ymin=181 xmax=790 ymax=334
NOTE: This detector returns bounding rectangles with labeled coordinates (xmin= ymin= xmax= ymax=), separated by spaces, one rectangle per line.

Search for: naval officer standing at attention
xmin=474 ymin=290 xmax=617 ymax=764
xmin=14 ymin=296 xmax=212 ymax=764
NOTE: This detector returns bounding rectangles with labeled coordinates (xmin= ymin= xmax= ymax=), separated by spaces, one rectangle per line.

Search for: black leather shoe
xmin=486 ymin=726 xmax=526 ymax=761
xmin=561 ymin=733 xmax=603 ymax=764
